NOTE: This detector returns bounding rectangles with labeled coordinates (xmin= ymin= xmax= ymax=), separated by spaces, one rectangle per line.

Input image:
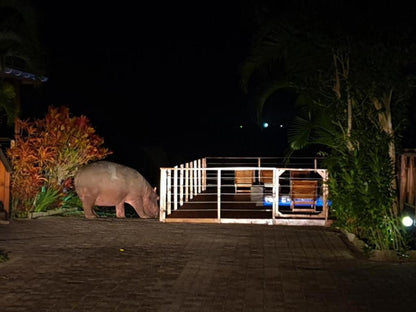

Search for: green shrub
xmin=33 ymin=186 xmax=62 ymax=212
xmin=324 ymin=130 xmax=408 ymax=252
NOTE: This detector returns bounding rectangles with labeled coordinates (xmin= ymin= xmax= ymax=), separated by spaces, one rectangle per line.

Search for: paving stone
xmin=1 ymin=217 xmax=416 ymax=311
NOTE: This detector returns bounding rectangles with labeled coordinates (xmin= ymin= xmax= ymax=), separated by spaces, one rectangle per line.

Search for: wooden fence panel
xmin=399 ymin=152 xmax=416 ymax=212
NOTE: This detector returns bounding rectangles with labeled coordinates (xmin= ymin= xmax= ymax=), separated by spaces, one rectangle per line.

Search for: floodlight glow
xmin=263 ymin=122 xmax=269 ymax=128
xmin=402 ymin=216 xmax=414 ymax=227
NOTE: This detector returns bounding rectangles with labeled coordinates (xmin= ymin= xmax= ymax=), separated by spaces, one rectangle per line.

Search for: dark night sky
xmin=26 ymin=1 xmax=290 ymax=183
xmin=20 ymin=1 xmax=416 ymax=184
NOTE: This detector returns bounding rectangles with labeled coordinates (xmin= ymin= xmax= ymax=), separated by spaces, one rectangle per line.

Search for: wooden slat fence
xmin=400 ymin=151 xmax=416 ymax=212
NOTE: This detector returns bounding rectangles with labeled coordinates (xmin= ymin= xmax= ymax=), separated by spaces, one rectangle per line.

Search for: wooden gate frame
xmin=0 ymin=148 xmax=11 ymax=219
xmin=399 ymin=151 xmax=416 ymax=212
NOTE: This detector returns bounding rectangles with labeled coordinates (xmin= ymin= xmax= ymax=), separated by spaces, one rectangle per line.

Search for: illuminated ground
xmin=1 ymin=217 xmax=416 ymax=311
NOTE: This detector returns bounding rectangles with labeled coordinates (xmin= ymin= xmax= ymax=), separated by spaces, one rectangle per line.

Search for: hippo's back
xmin=74 ymin=161 xmax=146 ymax=194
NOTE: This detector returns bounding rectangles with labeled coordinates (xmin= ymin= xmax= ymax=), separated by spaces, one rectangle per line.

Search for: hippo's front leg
xmin=80 ymin=197 xmax=97 ymax=219
xmin=115 ymin=203 xmax=125 ymax=218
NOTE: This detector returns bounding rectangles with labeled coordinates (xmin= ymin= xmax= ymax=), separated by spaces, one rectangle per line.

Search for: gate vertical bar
xmin=274 ymin=169 xmax=285 ymax=221
xmin=173 ymin=166 xmax=178 ymax=211
xmin=185 ymin=163 xmax=189 ymax=202
xmin=272 ymin=168 xmax=277 ymax=221
xmin=189 ymin=162 xmax=194 ymax=199
xmin=179 ymin=164 xmax=184 ymax=206
xmin=159 ymin=169 xmax=167 ymax=221
xmin=322 ymin=170 xmax=329 ymax=222
xmin=197 ymin=159 xmax=202 ymax=193
xmin=217 ymin=169 xmax=221 ymax=222
xmin=257 ymin=157 xmax=261 ymax=183
xmin=166 ymin=169 xmax=172 ymax=216
xmin=193 ymin=160 xmax=198 ymax=196
xmin=202 ymin=158 xmax=207 ymax=191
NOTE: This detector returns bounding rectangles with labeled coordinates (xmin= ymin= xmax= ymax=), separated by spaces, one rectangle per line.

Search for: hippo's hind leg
xmin=115 ymin=203 xmax=125 ymax=218
xmin=80 ymin=197 xmax=97 ymax=219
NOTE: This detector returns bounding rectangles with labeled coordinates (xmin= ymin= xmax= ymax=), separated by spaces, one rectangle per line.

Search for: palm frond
xmin=287 ymin=116 xmax=312 ymax=150
xmin=252 ymin=80 xmax=296 ymax=126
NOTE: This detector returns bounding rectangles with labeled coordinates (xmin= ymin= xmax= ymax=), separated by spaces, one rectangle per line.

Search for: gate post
xmin=159 ymin=169 xmax=167 ymax=222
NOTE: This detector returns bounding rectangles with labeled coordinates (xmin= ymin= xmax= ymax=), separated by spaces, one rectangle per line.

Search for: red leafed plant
xmin=7 ymin=106 xmax=112 ymax=216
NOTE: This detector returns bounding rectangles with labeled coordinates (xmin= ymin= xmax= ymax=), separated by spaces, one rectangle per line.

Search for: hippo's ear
xmin=153 ymin=187 xmax=160 ymax=200
xmin=152 ymin=187 xmax=160 ymax=201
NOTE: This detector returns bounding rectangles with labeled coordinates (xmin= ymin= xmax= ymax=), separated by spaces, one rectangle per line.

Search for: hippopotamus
xmin=74 ymin=161 xmax=159 ymax=219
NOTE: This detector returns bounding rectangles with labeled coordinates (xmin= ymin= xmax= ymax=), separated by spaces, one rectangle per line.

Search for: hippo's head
xmin=143 ymin=187 xmax=160 ymax=218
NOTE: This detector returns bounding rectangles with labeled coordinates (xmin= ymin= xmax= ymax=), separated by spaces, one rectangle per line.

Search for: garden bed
xmin=342 ymin=230 xmax=416 ymax=262
xmin=29 ymin=207 xmax=80 ymax=219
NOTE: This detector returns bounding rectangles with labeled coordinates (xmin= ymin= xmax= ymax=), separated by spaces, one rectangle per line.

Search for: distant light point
xmin=263 ymin=122 xmax=269 ymax=128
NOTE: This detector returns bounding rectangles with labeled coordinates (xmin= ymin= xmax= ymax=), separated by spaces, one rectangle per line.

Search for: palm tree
xmin=240 ymin=2 xmax=415 ymax=179
xmin=240 ymin=2 xmax=415 ymax=144
xmin=239 ymin=2 xmax=416 ymax=250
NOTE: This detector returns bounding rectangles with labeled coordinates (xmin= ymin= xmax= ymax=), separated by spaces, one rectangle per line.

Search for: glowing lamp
xmin=402 ymin=216 xmax=414 ymax=227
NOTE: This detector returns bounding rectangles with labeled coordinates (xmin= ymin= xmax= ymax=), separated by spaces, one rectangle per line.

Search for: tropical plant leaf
xmin=33 ymin=186 xmax=61 ymax=212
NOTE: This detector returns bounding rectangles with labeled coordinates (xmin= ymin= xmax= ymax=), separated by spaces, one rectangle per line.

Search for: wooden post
xmin=317 ymin=169 xmax=329 ymax=222
xmin=273 ymin=169 xmax=286 ymax=220
xmin=322 ymin=170 xmax=329 ymax=222
xmin=159 ymin=169 xmax=167 ymax=221
xmin=408 ymin=156 xmax=414 ymax=208
xmin=399 ymin=154 xmax=407 ymax=212
xmin=0 ymin=149 xmax=11 ymax=218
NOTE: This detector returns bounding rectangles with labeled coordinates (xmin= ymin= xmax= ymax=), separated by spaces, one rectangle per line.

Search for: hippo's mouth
xmin=143 ymin=205 xmax=160 ymax=218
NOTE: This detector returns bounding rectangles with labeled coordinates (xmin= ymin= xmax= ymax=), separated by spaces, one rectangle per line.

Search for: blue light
xmin=263 ymin=122 xmax=269 ymax=128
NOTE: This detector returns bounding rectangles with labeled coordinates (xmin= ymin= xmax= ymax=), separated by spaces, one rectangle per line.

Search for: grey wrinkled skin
xmin=74 ymin=161 xmax=159 ymax=219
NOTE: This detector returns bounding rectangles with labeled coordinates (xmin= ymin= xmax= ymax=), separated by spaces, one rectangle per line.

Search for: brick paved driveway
xmin=1 ymin=217 xmax=416 ymax=311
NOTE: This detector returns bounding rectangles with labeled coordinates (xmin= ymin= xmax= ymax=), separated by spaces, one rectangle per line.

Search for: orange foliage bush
xmin=7 ymin=106 xmax=112 ymax=214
